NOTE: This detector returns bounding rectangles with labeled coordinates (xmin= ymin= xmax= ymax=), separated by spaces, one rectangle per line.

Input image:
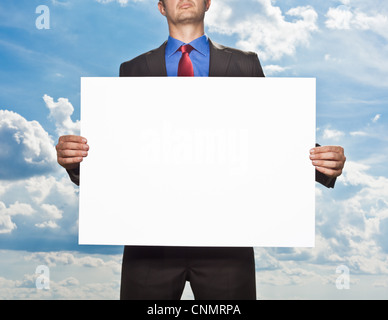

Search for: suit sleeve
xmin=252 ymin=53 xmax=265 ymax=77
xmin=66 ymin=167 xmax=80 ymax=186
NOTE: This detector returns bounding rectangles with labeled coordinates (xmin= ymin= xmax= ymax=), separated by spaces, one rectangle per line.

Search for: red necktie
xmin=178 ymin=44 xmax=194 ymax=77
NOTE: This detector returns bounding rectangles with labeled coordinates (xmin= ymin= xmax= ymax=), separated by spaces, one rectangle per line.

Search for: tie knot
xmin=180 ymin=44 xmax=194 ymax=54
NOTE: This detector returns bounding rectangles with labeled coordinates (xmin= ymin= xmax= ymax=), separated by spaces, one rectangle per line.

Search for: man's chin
xmin=176 ymin=12 xmax=205 ymax=24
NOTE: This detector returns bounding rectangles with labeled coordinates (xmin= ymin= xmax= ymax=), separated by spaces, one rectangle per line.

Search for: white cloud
xmin=0 ymin=173 xmax=78 ymax=238
xmin=0 ymin=201 xmax=35 ymax=234
xmin=372 ymin=114 xmax=381 ymax=123
xmin=25 ymin=251 xmax=121 ymax=274
xmin=350 ymin=131 xmax=368 ymax=137
xmin=51 ymin=0 xmax=71 ymax=6
xmin=340 ymin=161 xmax=388 ymax=192
xmin=0 ymin=108 xmax=81 ymax=244
xmin=57 ymin=277 xmax=79 ymax=287
xmin=40 ymin=203 xmax=63 ymax=220
xmin=35 ymin=220 xmax=59 ymax=229
xmin=373 ymin=279 xmax=388 ymax=288
xmin=0 ymin=110 xmax=57 ymax=180
xmin=0 ymin=204 xmax=16 ymax=234
xmin=0 ymin=273 xmax=119 ymax=300
xmin=25 ymin=176 xmax=61 ymax=204
xmin=317 ymin=161 xmax=388 ymax=272
xmin=322 ymin=128 xmax=345 ymax=140
xmin=325 ymin=5 xmax=388 ymax=41
xmin=324 ymin=32 xmax=388 ymax=88
xmin=313 ymin=2 xmax=388 ymax=88
xmin=324 ymin=53 xmax=342 ymax=63
xmin=26 ymin=251 xmax=75 ymax=267
xmin=24 ymin=175 xmax=78 ymax=206
xmin=325 ymin=6 xmax=353 ymax=30
xmin=95 ymin=0 xmax=143 ymax=6
xmin=6 ymin=201 xmax=36 ymax=216
xmin=0 ymin=250 xmax=124 ymax=299
xmin=262 ymin=64 xmax=287 ymax=75
xmin=43 ymin=95 xmax=80 ymax=137
xmin=205 ymin=0 xmax=318 ymax=61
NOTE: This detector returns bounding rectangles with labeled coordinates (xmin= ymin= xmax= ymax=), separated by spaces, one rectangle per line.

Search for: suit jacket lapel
xmin=145 ymin=41 xmax=168 ymax=76
xmin=208 ymin=39 xmax=232 ymax=77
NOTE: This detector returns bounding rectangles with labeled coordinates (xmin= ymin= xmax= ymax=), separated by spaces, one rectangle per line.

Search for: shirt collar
xmin=166 ymin=34 xmax=209 ymax=58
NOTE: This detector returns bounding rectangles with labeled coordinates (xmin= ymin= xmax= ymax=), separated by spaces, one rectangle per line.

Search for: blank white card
xmin=79 ymin=77 xmax=316 ymax=247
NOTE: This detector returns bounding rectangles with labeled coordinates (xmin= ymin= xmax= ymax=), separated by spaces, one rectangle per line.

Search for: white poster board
xmin=79 ymin=77 xmax=316 ymax=247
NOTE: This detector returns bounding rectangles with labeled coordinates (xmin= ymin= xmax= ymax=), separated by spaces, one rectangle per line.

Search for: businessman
xmin=56 ymin=0 xmax=346 ymax=300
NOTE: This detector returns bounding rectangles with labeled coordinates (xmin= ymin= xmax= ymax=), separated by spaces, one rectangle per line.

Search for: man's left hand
xmin=310 ymin=146 xmax=346 ymax=178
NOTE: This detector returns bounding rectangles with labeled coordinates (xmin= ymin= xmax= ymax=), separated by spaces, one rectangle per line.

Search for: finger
xmin=58 ymin=156 xmax=84 ymax=166
xmin=57 ymin=149 xmax=88 ymax=158
xmin=310 ymin=152 xmax=345 ymax=161
xmin=315 ymin=166 xmax=342 ymax=178
xmin=311 ymin=159 xmax=344 ymax=170
xmin=310 ymin=146 xmax=344 ymax=155
xmin=58 ymin=135 xmax=87 ymax=144
xmin=56 ymin=142 xmax=89 ymax=151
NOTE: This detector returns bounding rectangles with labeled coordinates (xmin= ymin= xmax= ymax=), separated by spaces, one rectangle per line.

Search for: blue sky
xmin=0 ymin=0 xmax=388 ymax=299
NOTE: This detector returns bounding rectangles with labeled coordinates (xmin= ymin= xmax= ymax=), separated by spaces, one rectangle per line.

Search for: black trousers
xmin=120 ymin=246 xmax=256 ymax=300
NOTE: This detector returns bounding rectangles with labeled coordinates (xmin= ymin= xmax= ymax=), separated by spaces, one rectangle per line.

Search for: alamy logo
xmin=35 ymin=5 xmax=50 ymax=30
xmin=335 ymin=265 xmax=350 ymax=290
xmin=35 ymin=265 xmax=50 ymax=290
xmin=139 ymin=122 xmax=250 ymax=168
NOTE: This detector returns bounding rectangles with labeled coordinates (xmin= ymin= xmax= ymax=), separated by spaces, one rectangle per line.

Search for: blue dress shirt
xmin=165 ymin=34 xmax=210 ymax=77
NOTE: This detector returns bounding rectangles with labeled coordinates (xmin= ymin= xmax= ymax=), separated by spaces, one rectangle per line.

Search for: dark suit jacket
xmin=67 ymin=39 xmax=335 ymax=188
xmin=119 ymin=39 xmax=264 ymax=77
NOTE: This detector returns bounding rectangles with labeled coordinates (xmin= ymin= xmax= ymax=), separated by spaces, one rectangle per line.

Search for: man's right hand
xmin=56 ymin=135 xmax=89 ymax=170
